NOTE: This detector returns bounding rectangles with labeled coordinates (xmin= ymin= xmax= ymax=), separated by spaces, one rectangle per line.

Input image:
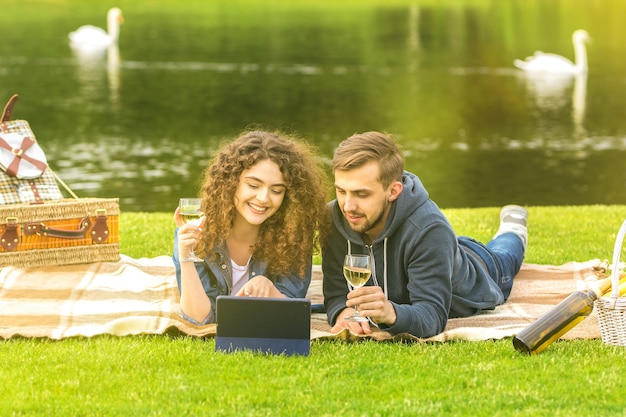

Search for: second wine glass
xmin=342 ymin=254 xmax=372 ymax=322
xmin=179 ymin=198 xmax=204 ymax=262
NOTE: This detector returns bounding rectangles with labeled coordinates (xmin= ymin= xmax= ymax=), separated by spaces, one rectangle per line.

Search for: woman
xmin=172 ymin=130 xmax=330 ymax=325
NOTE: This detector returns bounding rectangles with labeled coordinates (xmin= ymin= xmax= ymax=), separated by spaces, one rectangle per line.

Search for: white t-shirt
xmin=230 ymin=257 xmax=250 ymax=295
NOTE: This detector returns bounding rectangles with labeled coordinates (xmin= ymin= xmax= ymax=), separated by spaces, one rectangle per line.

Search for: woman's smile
xmin=248 ymin=202 xmax=270 ymax=214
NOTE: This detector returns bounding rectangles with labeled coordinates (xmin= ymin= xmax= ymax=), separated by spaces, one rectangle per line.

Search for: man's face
xmin=334 ymin=161 xmax=397 ymax=242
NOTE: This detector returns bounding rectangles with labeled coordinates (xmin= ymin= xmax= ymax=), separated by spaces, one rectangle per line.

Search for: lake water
xmin=1 ymin=0 xmax=625 ymax=212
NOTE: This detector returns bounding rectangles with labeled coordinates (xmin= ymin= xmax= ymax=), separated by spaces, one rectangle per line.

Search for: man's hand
xmin=347 ymin=285 xmax=397 ymax=326
xmin=331 ymin=286 xmax=397 ymax=334
xmin=330 ymin=307 xmax=373 ymax=335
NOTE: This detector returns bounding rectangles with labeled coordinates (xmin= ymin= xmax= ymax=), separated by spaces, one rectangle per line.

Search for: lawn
xmin=2 ymin=205 xmax=626 ymax=416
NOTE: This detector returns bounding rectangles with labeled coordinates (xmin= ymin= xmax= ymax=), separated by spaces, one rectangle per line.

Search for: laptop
xmin=215 ymin=296 xmax=311 ymax=356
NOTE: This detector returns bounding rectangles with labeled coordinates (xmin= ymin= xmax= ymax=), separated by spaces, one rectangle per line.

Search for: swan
xmin=514 ymin=30 xmax=590 ymax=75
xmin=69 ymin=7 xmax=124 ymax=49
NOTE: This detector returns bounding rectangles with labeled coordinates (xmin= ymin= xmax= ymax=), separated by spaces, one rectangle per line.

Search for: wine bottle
xmin=513 ymin=275 xmax=626 ymax=355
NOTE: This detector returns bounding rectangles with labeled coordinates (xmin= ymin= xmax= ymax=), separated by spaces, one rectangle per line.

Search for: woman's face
xmin=233 ymin=159 xmax=286 ymax=226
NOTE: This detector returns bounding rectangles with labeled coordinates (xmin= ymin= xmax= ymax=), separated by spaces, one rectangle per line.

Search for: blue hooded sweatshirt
xmin=322 ymin=171 xmax=504 ymax=338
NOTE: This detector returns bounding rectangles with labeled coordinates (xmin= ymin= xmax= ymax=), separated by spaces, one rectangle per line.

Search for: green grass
xmin=3 ymin=205 xmax=626 ymax=416
xmin=119 ymin=205 xmax=626 ymax=265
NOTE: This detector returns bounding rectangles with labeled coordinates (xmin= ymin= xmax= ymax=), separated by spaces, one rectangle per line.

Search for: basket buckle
xmin=1 ymin=217 xmax=19 ymax=251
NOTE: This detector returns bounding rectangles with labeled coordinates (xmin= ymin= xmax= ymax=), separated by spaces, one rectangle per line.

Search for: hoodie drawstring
xmin=382 ymin=238 xmax=388 ymax=299
xmin=360 ymin=240 xmax=389 ymax=300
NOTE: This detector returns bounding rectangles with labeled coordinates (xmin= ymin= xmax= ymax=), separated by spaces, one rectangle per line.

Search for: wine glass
xmin=179 ymin=198 xmax=204 ymax=262
xmin=343 ymin=254 xmax=372 ymax=322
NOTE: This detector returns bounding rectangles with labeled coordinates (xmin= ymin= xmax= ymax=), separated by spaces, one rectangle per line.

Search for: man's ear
xmin=388 ymin=181 xmax=403 ymax=202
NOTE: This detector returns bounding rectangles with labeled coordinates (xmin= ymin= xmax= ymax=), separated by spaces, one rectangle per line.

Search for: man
xmin=322 ymin=131 xmax=528 ymax=338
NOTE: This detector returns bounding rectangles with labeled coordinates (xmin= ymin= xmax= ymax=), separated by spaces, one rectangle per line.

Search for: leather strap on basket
xmin=22 ymin=211 xmax=110 ymax=244
xmin=0 ymin=218 xmax=19 ymax=251
xmin=1 ymin=94 xmax=19 ymax=123
xmin=90 ymin=210 xmax=110 ymax=244
xmin=24 ymin=217 xmax=92 ymax=240
xmin=2 ymin=211 xmax=111 ymax=251
xmin=28 ymin=180 xmax=43 ymax=204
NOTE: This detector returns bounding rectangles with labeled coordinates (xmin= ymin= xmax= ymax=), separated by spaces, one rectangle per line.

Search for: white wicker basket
xmin=596 ymin=219 xmax=626 ymax=346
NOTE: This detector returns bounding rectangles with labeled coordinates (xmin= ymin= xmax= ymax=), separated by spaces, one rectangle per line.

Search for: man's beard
xmin=344 ymin=199 xmax=388 ymax=235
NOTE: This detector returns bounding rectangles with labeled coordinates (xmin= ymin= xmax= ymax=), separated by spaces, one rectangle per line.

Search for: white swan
xmin=514 ymin=30 xmax=590 ymax=75
xmin=69 ymin=8 xmax=124 ymax=49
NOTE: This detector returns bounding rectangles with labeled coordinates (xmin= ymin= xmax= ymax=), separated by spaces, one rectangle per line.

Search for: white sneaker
xmin=494 ymin=205 xmax=528 ymax=249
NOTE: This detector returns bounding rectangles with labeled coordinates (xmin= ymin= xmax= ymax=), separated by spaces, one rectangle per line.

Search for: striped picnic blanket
xmin=0 ymin=255 xmax=608 ymax=342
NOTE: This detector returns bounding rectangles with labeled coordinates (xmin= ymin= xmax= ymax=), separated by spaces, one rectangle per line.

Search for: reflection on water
xmin=572 ymin=73 xmax=587 ymax=138
xmin=70 ymin=43 xmax=121 ymax=107
xmin=517 ymin=71 xmax=587 ymax=138
xmin=407 ymin=4 xmax=420 ymax=74
xmin=48 ymin=135 xmax=215 ymax=211
xmin=107 ymin=45 xmax=121 ymax=105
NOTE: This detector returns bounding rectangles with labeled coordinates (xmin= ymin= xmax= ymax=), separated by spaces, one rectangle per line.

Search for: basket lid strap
xmin=1 ymin=94 xmax=19 ymax=122
xmin=0 ymin=218 xmax=19 ymax=251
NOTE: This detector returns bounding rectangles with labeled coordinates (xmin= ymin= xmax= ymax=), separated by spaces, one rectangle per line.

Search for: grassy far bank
xmin=2 ymin=205 xmax=626 ymax=416
xmin=120 ymin=205 xmax=626 ymax=265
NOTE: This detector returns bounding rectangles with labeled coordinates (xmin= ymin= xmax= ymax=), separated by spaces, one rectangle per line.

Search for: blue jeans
xmin=458 ymin=233 xmax=525 ymax=301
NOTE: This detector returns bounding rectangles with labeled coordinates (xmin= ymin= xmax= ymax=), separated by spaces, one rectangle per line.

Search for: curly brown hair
xmin=196 ymin=130 xmax=330 ymax=278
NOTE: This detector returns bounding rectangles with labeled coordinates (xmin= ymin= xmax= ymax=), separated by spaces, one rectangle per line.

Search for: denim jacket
xmin=172 ymin=228 xmax=312 ymax=325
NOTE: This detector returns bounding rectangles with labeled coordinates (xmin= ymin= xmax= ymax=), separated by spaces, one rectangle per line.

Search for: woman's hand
xmin=174 ymin=206 xmax=206 ymax=260
xmin=235 ymin=275 xmax=285 ymax=298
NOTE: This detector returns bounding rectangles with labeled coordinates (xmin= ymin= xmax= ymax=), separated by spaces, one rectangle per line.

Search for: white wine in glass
xmin=179 ymin=198 xmax=204 ymax=262
xmin=343 ymin=254 xmax=372 ymax=322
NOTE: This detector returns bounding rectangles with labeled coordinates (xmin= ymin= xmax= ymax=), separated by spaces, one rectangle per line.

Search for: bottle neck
xmin=591 ymin=277 xmax=613 ymax=299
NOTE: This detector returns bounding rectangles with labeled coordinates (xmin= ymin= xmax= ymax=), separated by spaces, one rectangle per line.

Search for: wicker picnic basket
xmin=0 ymin=94 xmax=120 ymax=268
xmin=0 ymin=198 xmax=120 ymax=268
xmin=595 ymin=219 xmax=626 ymax=346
